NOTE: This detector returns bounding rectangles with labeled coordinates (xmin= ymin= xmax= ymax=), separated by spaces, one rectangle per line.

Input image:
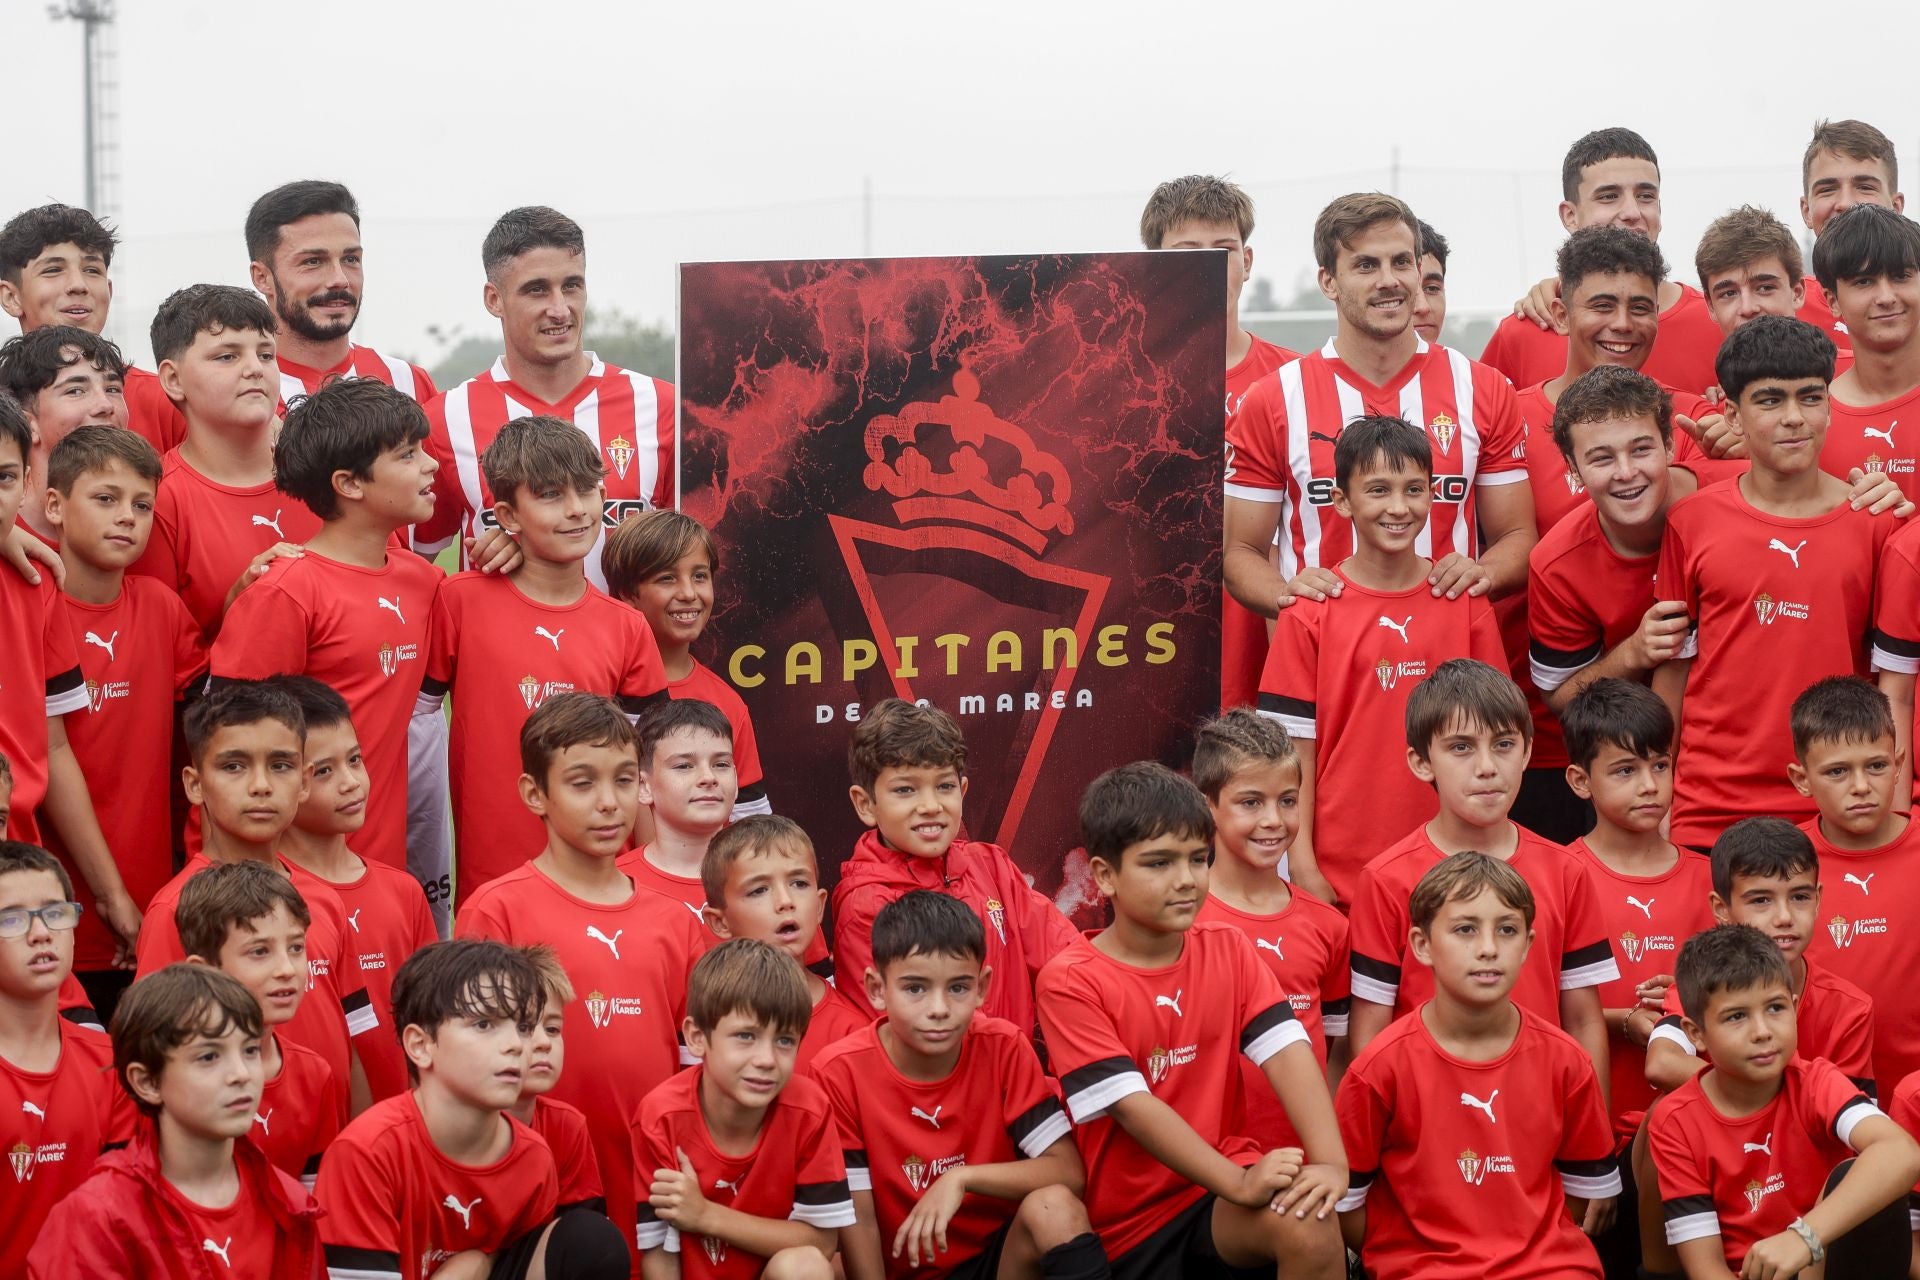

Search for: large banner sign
xmin=678 ymin=252 xmax=1224 ymax=909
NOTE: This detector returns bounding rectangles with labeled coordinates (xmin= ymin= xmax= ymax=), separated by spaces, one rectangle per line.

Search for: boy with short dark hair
xmin=1258 ymin=414 xmax=1506 ymax=904
xmin=1191 ymin=708 xmax=1350 ymax=1147
xmin=31 ymin=963 xmax=325 ymax=1277
xmin=272 ymin=675 xmax=436 ymax=1102
xmin=623 ymin=697 xmax=741 ymax=909
xmin=1811 ymin=205 xmax=1920 ymax=499
xmin=1036 ymin=761 xmax=1346 ymax=1280
xmin=817 ymin=890 xmax=1107 ymax=1280
xmin=633 ymin=938 xmax=854 ymax=1279
xmin=0 ymin=393 xmax=144 ymax=961
xmin=420 ymin=415 xmax=668 ymax=903
xmin=1649 ymin=924 xmax=1919 ymax=1278
xmin=1789 ymin=677 xmax=1920 ymax=1093
xmin=317 ymin=938 xmax=630 ymax=1280
xmin=0 ymin=840 xmax=135 ymax=1278
xmin=0 ymin=324 xmax=129 ymax=545
xmin=1560 ymin=678 xmax=1714 ymax=1150
xmin=128 ymin=283 xmax=318 ymax=639
xmin=1346 ymin=660 xmax=1616 ymax=1088
xmin=1799 ymin=120 xmax=1906 ymax=340
xmin=835 ymin=699 xmax=1077 ymax=1037
xmin=176 ymin=859 xmax=341 ymax=1187
xmin=1655 ymin=316 xmax=1899 ymax=847
xmin=604 ymin=509 xmax=769 ymax=819
xmin=514 ymin=944 xmax=605 ymax=1215
xmin=1411 ymin=220 xmax=1449 ymax=344
xmin=44 ymin=425 xmax=206 ymax=1015
xmin=210 ymin=376 xmax=442 ymax=874
xmin=1644 ymin=819 xmax=1876 ymax=1096
xmin=457 ymin=691 xmax=705 ymax=1273
xmin=1336 ymin=852 xmax=1619 ymax=1279
xmin=134 ymin=680 xmax=378 ymax=1118
xmin=702 ymin=816 xmax=871 ymax=1071
xmin=0 ymin=201 xmax=185 ymax=450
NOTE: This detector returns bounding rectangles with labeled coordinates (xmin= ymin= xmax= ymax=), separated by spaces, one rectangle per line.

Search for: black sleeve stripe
xmin=1239 ymin=1000 xmax=1300 ymax=1053
xmin=418 ymin=675 xmax=449 ymax=698
xmin=1061 ymin=1056 xmax=1136 ymax=1098
xmin=1349 ymin=1168 xmax=1377 ymax=1190
xmin=807 ymin=955 xmax=835 ymax=980
xmin=323 ymin=1244 xmax=403 ymax=1269
xmin=622 ymin=688 xmax=672 ymax=715
xmin=1655 ymin=1014 xmax=1682 ymax=1030
xmin=794 ymin=1179 xmax=852 ymax=1206
xmin=59 ymin=1005 xmax=102 ymax=1029
xmin=1351 ymin=953 xmax=1402 ymax=985
xmin=1322 ymin=997 xmax=1352 ymax=1018
xmin=560 ymin=1197 xmax=608 ymax=1216
xmin=736 ymin=781 xmax=768 ymax=803
xmin=1874 ymin=629 xmax=1920 ymax=659
xmin=636 ymin=1202 xmax=658 ymax=1224
xmin=1662 ymin=1193 xmax=1717 ymax=1221
xmin=1554 ymin=1157 xmax=1616 ymax=1177
xmin=1255 ymin=692 xmax=1314 ymax=719
xmin=1007 ymin=1097 xmax=1067 ymax=1148
xmin=45 ymin=664 xmax=84 ymax=698
xmin=844 ymin=1149 xmax=869 ymax=1169
xmin=1562 ymin=939 xmax=1616 ymax=971
xmin=1848 ymin=1080 xmax=1878 ymax=1102
xmin=1529 ymin=638 xmax=1604 ymax=669
xmin=341 ymin=988 xmax=373 ymax=1013
xmin=302 ymin=1153 xmax=322 ymax=1178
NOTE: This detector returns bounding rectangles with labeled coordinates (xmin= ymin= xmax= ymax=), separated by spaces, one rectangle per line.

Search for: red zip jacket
xmin=28 ymin=1119 xmax=325 ymax=1279
xmin=832 ymin=829 xmax=1079 ymax=1034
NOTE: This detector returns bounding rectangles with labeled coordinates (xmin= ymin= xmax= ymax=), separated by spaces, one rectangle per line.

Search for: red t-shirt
xmin=1824 ymin=382 xmax=1920 ymax=501
xmin=1195 ymin=886 xmax=1350 ymax=1149
xmin=1334 ymin=1007 xmax=1616 ymax=1280
xmin=52 ymin=577 xmax=204 ymax=969
xmin=530 ymin=1096 xmax=603 ymax=1211
xmin=1801 ymin=815 xmax=1920 ymax=1095
xmin=421 ymin=572 xmax=668 ymax=902
xmin=1259 ymin=574 xmax=1504 ymax=902
xmin=276 ymin=344 xmax=437 ymax=413
xmin=1527 ymin=503 xmax=1659 ymax=700
xmin=814 ymin=1017 xmax=1072 ymax=1280
xmin=317 ymin=856 xmax=438 ymax=1103
xmin=1798 ymin=275 xmax=1847 ymax=345
xmin=136 ymin=854 xmax=378 ymax=1113
xmin=631 ymin=1068 xmax=855 ymax=1279
xmin=250 ymin=1032 xmax=342 ymax=1189
xmin=1651 ymin=1057 xmax=1881 ymax=1267
xmin=1220 ymin=335 xmax=1302 ymax=711
xmin=1658 ymin=480 xmax=1894 ymax=846
xmin=457 ymin=863 xmax=706 ymax=1268
xmin=1035 ymin=924 xmax=1310 ymax=1257
xmin=416 ymin=355 xmax=675 ymax=590
xmin=158 ymin=1164 xmax=280 ymax=1278
xmin=316 ymin=1093 xmax=558 ymax=1280
xmin=211 ymin=550 xmax=440 ymax=870
xmin=1888 ymin=1071 xmax=1920 ymax=1227
xmin=0 ymin=571 xmax=88 ymax=844
xmin=667 ymin=659 xmax=769 ymax=818
xmin=1567 ymin=840 xmax=1716 ymax=1142
xmin=796 ymin=979 xmax=872 ymax=1077
xmin=1872 ymin=519 xmax=1920 ymax=704
xmin=1478 ymin=284 xmax=1724 ymax=397
xmin=1224 ymin=338 xmax=1528 ymax=579
xmin=0 ymin=1020 xmax=137 ymax=1278
xmin=121 ymin=366 xmax=186 ymax=453
xmin=1350 ymin=825 xmax=1618 ymax=1020
xmin=1649 ymin=959 xmax=1877 ymax=1093
xmin=128 ymin=448 xmax=323 ymax=639
xmin=615 ymin=850 xmax=709 ymax=919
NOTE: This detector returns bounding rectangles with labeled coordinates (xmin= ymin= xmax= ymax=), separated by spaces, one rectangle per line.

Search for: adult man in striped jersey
xmin=415 ymin=206 xmax=675 ymax=592
xmin=246 ymin=180 xmax=437 ymax=412
xmin=1224 ymin=191 xmax=1536 ymax=903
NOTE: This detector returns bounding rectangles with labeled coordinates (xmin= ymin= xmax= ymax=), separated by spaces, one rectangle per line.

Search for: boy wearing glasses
xmin=0 ymin=839 xmax=135 ymax=1276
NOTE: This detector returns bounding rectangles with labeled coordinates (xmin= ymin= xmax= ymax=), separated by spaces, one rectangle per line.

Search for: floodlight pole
xmin=49 ymin=0 xmax=116 ymax=214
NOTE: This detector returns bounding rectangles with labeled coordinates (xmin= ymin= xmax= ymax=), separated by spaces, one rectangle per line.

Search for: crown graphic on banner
xmin=860 ymin=365 xmax=1075 ymax=554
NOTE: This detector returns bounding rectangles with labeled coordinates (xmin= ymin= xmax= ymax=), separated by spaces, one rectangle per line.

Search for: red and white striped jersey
xmin=416 ymin=353 xmax=675 ymax=589
xmin=276 ymin=344 xmax=437 ymax=413
xmin=1224 ymin=339 xmax=1528 ymax=578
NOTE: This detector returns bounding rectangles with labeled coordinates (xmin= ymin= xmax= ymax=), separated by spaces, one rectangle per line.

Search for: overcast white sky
xmin=4 ymin=0 xmax=1918 ymax=370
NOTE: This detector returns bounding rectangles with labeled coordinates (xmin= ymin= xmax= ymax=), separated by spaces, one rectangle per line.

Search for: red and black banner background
xmin=678 ymin=252 xmax=1224 ymax=911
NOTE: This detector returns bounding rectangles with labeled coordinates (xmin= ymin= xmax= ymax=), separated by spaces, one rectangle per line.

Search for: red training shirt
xmin=1649 ymin=958 xmax=1877 ymax=1094
xmin=1801 ymin=815 xmax=1920 ymax=1095
xmin=121 ymin=366 xmax=186 ymax=453
xmin=530 ymin=1096 xmax=604 ymax=1211
xmin=1824 ymin=383 xmax=1920 ymax=503
xmin=250 ymin=1032 xmax=343 ymax=1189
xmin=667 ymin=658 xmax=769 ymax=819
xmin=318 ymin=855 xmax=438 ymax=1103
xmin=0 ymin=572 xmax=88 ymax=844
xmin=1335 ymin=1006 xmax=1617 ymax=1280
xmin=1258 ymin=573 xmax=1504 ymax=903
xmin=1527 ymin=503 xmax=1660 ymax=703
xmin=797 ymin=979 xmax=873 ymax=1077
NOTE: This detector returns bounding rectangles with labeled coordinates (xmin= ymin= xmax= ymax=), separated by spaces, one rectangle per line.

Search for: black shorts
xmin=941 ymin=1222 xmax=1012 ymax=1280
xmin=1109 ymin=1194 xmax=1271 ymax=1280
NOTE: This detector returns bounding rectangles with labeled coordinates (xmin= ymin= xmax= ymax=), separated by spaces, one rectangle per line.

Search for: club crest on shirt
xmin=9 ymin=1141 xmax=32 ymax=1183
xmin=1375 ymin=657 xmax=1427 ymax=691
xmin=1564 ymin=470 xmax=1586 ymax=496
xmin=1375 ymin=659 xmax=1396 ymax=691
xmin=1751 ymin=593 xmax=1810 ymax=626
xmin=379 ymin=644 xmax=396 ymax=678
xmin=581 ymin=989 xmax=644 ymax=1029
xmin=1428 ymin=413 xmax=1458 ymax=455
xmin=516 ymin=674 xmax=578 ymax=711
xmin=84 ymin=678 xmax=130 ymax=714
xmin=606 ymin=435 xmax=636 ymax=480
xmin=1619 ymin=931 xmax=1676 ymax=964
xmin=983 ymin=899 xmax=1007 ymax=944
xmin=1147 ymin=1045 xmax=1170 ymax=1085
xmin=1455 ymin=1148 xmax=1514 ymax=1186
xmin=1829 ymin=914 xmax=1887 ymax=949
xmin=1745 ymin=1173 xmax=1785 ymax=1213
xmin=902 ymin=1152 xmax=965 ymax=1195
xmin=701 ymin=1236 xmax=727 ymax=1265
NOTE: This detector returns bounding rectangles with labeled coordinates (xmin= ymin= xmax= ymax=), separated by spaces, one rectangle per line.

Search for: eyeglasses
xmin=0 ymin=903 xmax=84 ymax=940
